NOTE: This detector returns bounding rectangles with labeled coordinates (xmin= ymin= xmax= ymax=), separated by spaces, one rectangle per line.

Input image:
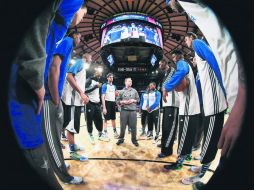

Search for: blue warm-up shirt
xmin=44 ymin=37 xmax=74 ymax=100
xmin=44 ymin=0 xmax=84 ymax=81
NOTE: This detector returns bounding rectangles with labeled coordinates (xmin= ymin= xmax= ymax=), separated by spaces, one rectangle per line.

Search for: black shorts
xmin=62 ymin=101 xmax=82 ymax=134
xmin=104 ymin=101 xmax=116 ymax=120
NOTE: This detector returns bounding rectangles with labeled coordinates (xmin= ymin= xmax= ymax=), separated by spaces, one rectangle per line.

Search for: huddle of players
xmin=156 ymin=32 xmax=228 ymax=185
xmin=120 ymin=32 xmax=228 ymax=185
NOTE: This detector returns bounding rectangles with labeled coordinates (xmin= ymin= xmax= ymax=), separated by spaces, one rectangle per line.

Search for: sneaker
xmin=66 ymin=176 xmax=84 ymax=185
xmin=157 ymin=153 xmax=171 ymax=158
xmin=98 ymin=134 xmax=110 ymax=142
xmin=185 ymin=154 xmax=192 ymax=162
xmin=61 ymin=132 xmax=68 ymax=141
xmin=74 ymin=144 xmax=85 ymax=151
xmin=89 ymin=135 xmax=95 ymax=145
xmin=116 ymin=140 xmax=124 ymax=145
xmin=65 ymin=162 xmax=70 ymax=170
xmin=181 ymin=175 xmax=201 ymax=185
xmin=70 ymin=152 xmax=88 ymax=162
xmin=189 ymin=166 xmax=202 ymax=173
xmin=163 ymin=163 xmax=182 ymax=171
xmin=194 ymin=155 xmax=202 ymax=160
xmin=114 ymin=131 xmax=119 ymax=139
xmin=133 ymin=142 xmax=139 ymax=147
xmin=192 ymin=181 xmax=206 ymax=190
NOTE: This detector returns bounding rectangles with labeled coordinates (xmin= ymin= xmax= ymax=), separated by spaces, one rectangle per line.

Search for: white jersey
xmin=162 ymin=90 xmax=180 ymax=108
xmin=195 ymin=53 xmax=227 ymax=116
xmin=101 ymin=83 xmax=116 ymax=102
xmin=178 ymin=0 xmax=239 ymax=111
xmin=86 ymin=79 xmax=100 ymax=103
xmin=61 ymin=62 xmax=86 ymax=106
xmin=162 ymin=68 xmax=180 ymax=108
xmin=141 ymin=90 xmax=160 ymax=112
xmin=178 ymin=65 xmax=200 ymax=115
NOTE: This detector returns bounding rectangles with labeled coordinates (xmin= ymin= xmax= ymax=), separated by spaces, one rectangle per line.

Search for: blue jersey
xmin=44 ymin=37 xmax=74 ymax=99
xmin=44 ymin=0 xmax=84 ymax=81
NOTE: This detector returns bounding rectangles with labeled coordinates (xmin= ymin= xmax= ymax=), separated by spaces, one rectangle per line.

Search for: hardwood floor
xmin=59 ymin=112 xmax=223 ymax=190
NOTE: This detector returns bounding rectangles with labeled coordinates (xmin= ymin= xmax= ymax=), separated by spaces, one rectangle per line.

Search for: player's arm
xmin=48 ymin=55 xmax=62 ymax=106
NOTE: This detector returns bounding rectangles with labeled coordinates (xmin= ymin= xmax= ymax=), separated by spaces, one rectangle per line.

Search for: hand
xmin=146 ymin=106 xmax=151 ymax=112
xmin=138 ymin=108 xmax=141 ymax=113
xmin=217 ymin=121 xmax=241 ymax=158
xmin=217 ymin=82 xmax=246 ymax=158
xmin=103 ymin=108 xmax=107 ymax=115
xmin=97 ymin=83 xmax=102 ymax=88
xmin=162 ymin=90 xmax=168 ymax=103
xmin=35 ymin=86 xmax=45 ymax=114
xmin=80 ymin=92 xmax=89 ymax=104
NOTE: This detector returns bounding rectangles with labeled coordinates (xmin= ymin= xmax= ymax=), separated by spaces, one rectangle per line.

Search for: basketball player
xmin=8 ymin=1 xmax=86 ymax=188
xmin=182 ymin=32 xmax=227 ymax=184
xmin=85 ymin=70 xmax=109 ymax=144
xmin=145 ymin=82 xmax=161 ymax=143
xmin=61 ymin=53 xmax=91 ymax=161
xmin=139 ymin=85 xmax=150 ymax=137
xmin=162 ymin=50 xmax=200 ymax=170
xmin=158 ymin=59 xmax=179 ymax=158
xmin=101 ymin=73 xmax=119 ymax=139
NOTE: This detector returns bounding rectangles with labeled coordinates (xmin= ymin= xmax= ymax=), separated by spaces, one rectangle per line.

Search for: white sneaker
xmin=189 ymin=166 xmax=202 ymax=173
xmin=66 ymin=176 xmax=84 ymax=185
xmin=194 ymin=155 xmax=202 ymax=160
xmin=89 ymin=135 xmax=95 ymax=145
xmin=181 ymin=175 xmax=201 ymax=185
xmin=114 ymin=131 xmax=119 ymax=139
xmin=65 ymin=162 xmax=70 ymax=170
xmin=98 ymin=134 xmax=110 ymax=142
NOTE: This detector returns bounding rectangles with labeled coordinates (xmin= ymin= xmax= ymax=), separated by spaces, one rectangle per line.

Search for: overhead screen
xmin=101 ymin=14 xmax=163 ymax=48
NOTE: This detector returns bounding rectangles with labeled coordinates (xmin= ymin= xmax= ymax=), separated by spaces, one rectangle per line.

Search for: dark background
xmin=0 ymin=0 xmax=253 ymax=189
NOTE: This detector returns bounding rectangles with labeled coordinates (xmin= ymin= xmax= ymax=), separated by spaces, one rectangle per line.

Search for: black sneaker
xmin=157 ymin=153 xmax=171 ymax=158
xmin=192 ymin=181 xmax=206 ymax=190
xmin=116 ymin=140 xmax=124 ymax=145
xmin=163 ymin=163 xmax=182 ymax=171
xmin=133 ymin=142 xmax=139 ymax=147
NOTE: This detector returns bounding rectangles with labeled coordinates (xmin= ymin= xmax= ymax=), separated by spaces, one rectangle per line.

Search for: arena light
xmin=96 ymin=67 xmax=103 ymax=73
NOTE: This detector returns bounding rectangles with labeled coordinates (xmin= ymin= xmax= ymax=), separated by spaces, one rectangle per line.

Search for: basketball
xmin=175 ymin=77 xmax=189 ymax=92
